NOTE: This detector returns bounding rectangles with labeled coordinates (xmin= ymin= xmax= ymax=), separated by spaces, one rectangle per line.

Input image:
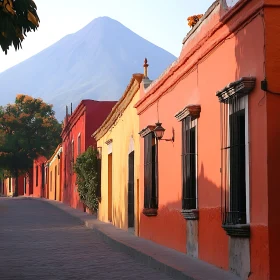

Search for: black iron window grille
xmin=220 ymin=95 xmax=247 ymax=226
xmin=8 ymin=177 xmax=11 ymax=192
xmin=144 ymin=132 xmax=158 ymax=211
xmin=182 ymin=116 xmax=197 ymax=210
xmin=36 ymin=165 xmax=38 ymax=186
xmin=217 ymin=77 xmax=255 ymax=237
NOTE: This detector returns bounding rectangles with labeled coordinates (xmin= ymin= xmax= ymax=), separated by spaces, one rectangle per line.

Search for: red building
xmin=135 ymin=0 xmax=280 ymax=279
xmin=61 ymin=100 xmax=117 ymax=211
xmin=32 ymin=156 xmax=48 ymax=198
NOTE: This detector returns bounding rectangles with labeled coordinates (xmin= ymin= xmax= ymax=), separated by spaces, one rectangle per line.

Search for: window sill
xmin=181 ymin=209 xmax=199 ymax=220
xmin=143 ymin=208 xmax=158 ymax=217
xmin=222 ymin=223 xmax=250 ymax=238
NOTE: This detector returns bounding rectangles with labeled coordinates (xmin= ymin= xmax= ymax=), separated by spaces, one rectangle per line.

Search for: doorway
xmin=128 ymin=151 xmax=135 ymax=230
xmin=108 ymin=153 xmax=113 ymax=222
xmin=55 ymin=165 xmax=57 ymax=201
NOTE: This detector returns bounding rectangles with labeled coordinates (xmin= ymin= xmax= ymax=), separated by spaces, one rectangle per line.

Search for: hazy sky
xmin=0 ymin=0 xmax=214 ymax=73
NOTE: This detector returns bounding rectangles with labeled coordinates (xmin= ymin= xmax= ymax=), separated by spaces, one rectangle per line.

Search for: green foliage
xmin=0 ymin=0 xmax=40 ymax=54
xmin=0 ymin=94 xmax=62 ymax=194
xmin=74 ymin=146 xmax=100 ymax=211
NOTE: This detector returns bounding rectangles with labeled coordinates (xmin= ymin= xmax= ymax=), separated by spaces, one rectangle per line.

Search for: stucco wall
xmin=48 ymin=151 xmax=61 ymax=201
xmin=135 ymin=0 xmax=269 ymax=278
xmin=98 ymin=89 xmax=141 ymax=235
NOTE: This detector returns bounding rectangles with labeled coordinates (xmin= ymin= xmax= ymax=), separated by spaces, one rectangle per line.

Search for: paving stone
xmin=0 ymin=197 xmax=174 ymax=280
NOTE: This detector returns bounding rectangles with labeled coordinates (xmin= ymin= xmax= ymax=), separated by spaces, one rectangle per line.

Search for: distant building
xmin=2 ymin=176 xmax=25 ymax=197
xmin=33 ymin=156 xmax=48 ymax=198
xmin=61 ymin=100 xmax=117 ymax=211
xmin=47 ymin=144 xmax=62 ymax=202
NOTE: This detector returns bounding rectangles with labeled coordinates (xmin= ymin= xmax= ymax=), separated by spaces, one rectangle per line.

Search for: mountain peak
xmin=0 ymin=17 xmax=176 ymax=120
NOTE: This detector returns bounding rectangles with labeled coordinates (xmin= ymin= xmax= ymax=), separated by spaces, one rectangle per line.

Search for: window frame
xmin=36 ymin=165 xmax=38 ymax=186
xmin=216 ymin=76 xmax=255 ymax=237
xmin=182 ymin=117 xmax=198 ymax=211
xmin=222 ymin=95 xmax=250 ymax=225
xmin=139 ymin=125 xmax=158 ymax=216
xmin=77 ymin=133 xmax=81 ymax=156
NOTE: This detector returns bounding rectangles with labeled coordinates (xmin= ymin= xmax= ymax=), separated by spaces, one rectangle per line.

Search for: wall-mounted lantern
xmin=153 ymin=122 xmax=174 ymax=142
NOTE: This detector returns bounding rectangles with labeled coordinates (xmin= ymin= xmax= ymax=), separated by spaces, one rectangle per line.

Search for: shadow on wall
xmin=218 ymin=2 xmax=271 ymax=279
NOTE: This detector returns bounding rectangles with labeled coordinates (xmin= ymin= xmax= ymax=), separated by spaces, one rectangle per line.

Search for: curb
xmin=39 ymin=198 xmax=240 ymax=280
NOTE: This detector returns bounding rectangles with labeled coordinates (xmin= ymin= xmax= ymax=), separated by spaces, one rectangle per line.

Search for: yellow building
xmin=93 ymin=72 xmax=144 ymax=235
xmin=47 ymin=144 xmax=62 ymax=201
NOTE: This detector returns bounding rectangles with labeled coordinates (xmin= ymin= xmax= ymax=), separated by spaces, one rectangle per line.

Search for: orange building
xmin=135 ymin=0 xmax=280 ymax=279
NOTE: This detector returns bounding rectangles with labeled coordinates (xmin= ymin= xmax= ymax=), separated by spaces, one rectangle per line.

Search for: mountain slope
xmin=0 ymin=16 xmax=176 ymax=120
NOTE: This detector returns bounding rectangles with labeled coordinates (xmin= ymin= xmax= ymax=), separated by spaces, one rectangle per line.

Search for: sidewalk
xmin=41 ymin=198 xmax=240 ymax=280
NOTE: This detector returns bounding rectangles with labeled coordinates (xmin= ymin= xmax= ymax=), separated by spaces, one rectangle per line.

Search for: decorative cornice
xmin=175 ymin=104 xmax=201 ymax=121
xmin=216 ymin=77 xmax=256 ymax=103
xmin=92 ymin=73 xmax=144 ymax=141
xmin=139 ymin=125 xmax=156 ymax=138
xmin=105 ymin=139 xmax=113 ymax=145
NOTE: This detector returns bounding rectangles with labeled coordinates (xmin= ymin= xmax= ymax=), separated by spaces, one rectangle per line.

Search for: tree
xmin=74 ymin=146 xmax=101 ymax=212
xmin=0 ymin=0 xmax=40 ymax=54
xmin=0 ymin=94 xmax=62 ymax=196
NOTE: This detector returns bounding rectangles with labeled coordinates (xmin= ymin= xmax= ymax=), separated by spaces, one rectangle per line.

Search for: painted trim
xmin=128 ymin=137 xmax=135 ymax=154
xmin=175 ymin=105 xmax=201 ymax=121
xmin=244 ymin=95 xmax=250 ymax=223
xmin=106 ymin=139 xmax=113 ymax=154
xmin=92 ymin=73 xmax=144 ymax=141
xmin=216 ymin=77 xmax=256 ymax=103
xmin=139 ymin=125 xmax=156 ymax=138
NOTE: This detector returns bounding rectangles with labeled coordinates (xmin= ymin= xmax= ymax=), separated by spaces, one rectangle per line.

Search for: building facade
xmin=2 ymin=176 xmax=25 ymax=197
xmin=33 ymin=156 xmax=48 ymax=198
xmin=134 ymin=0 xmax=280 ymax=279
xmin=61 ymin=100 xmax=117 ymax=211
xmin=93 ymin=73 xmax=144 ymax=235
xmin=47 ymin=145 xmax=62 ymax=201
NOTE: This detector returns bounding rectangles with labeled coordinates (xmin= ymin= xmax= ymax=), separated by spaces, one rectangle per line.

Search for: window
xmin=175 ymin=104 xmax=201 ymax=220
xmin=182 ymin=116 xmax=197 ymax=210
xmin=144 ymin=133 xmax=158 ymax=211
xmin=8 ymin=177 xmax=11 ymax=192
xmin=50 ymin=171 xmax=52 ymax=191
xmin=217 ymin=77 xmax=255 ymax=237
xmin=41 ymin=164 xmax=45 ymax=189
xmin=221 ymin=96 xmax=247 ymax=225
xmin=24 ymin=177 xmax=26 ymax=194
xmin=71 ymin=140 xmax=74 ymax=170
xmin=36 ymin=166 xmax=38 ymax=186
xmin=77 ymin=134 xmax=81 ymax=156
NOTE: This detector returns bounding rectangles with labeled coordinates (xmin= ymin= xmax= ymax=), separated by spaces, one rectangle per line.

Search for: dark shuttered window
xmin=182 ymin=116 xmax=197 ymax=210
xmin=221 ymin=96 xmax=247 ymax=225
xmin=144 ymin=133 xmax=158 ymax=209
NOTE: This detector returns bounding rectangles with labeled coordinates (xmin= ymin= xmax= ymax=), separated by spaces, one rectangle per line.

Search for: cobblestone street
xmin=0 ymin=198 xmax=173 ymax=280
